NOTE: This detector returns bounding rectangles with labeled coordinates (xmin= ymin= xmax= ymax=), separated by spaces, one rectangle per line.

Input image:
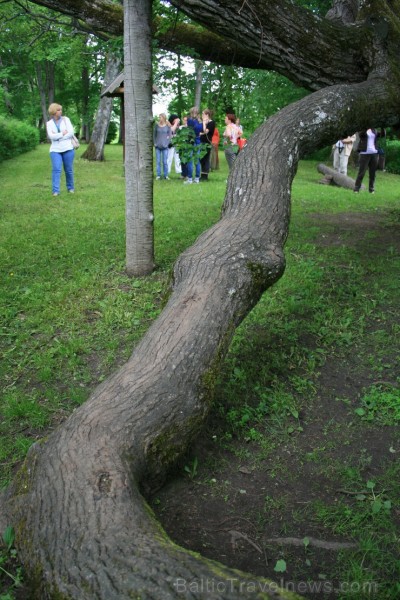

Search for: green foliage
xmin=354 ymin=385 xmax=400 ymax=425
xmin=2 ymin=527 xmax=14 ymax=552
xmin=303 ymin=145 xmax=332 ymax=162
xmin=0 ymin=526 xmax=23 ymax=593
xmin=384 ymin=140 xmax=400 ymax=174
xmin=184 ymin=456 xmax=199 ymax=479
xmin=0 ymin=2 xmax=113 ymax=136
xmin=274 ymin=559 xmax=287 ymax=573
xmin=172 ymin=126 xmax=210 ymax=164
xmin=0 ymin=117 xmax=39 ymax=162
xmin=106 ymin=120 xmax=119 ymax=144
xmin=0 ymin=144 xmax=224 ymax=488
xmin=153 ymin=48 xmax=309 ymax=136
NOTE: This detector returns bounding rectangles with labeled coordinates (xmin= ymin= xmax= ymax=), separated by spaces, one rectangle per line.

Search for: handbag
xmin=71 ymin=135 xmax=80 ymax=149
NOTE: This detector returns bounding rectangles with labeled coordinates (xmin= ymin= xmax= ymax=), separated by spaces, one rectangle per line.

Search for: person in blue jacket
xmin=184 ymin=106 xmax=203 ymax=184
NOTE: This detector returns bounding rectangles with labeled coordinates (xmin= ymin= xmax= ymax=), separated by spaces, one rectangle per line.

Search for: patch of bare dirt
xmin=149 ymin=211 xmax=400 ymax=599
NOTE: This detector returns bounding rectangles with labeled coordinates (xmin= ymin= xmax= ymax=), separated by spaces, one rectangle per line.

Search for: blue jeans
xmin=155 ymin=147 xmax=169 ymax=178
xmin=187 ymin=142 xmax=201 ymax=179
xmin=50 ymin=150 xmax=75 ymax=193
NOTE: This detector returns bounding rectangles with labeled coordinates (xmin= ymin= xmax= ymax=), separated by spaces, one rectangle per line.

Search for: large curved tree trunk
xmin=1 ymin=77 xmax=396 ymax=599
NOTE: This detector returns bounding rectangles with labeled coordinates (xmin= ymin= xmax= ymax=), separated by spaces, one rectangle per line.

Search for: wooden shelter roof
xmin=101 ymin=72 xmax=160 ymax=97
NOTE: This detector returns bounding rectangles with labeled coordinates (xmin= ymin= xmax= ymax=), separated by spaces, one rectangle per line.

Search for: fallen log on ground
xmin=317 ymin=163 xmax=364 ymax=190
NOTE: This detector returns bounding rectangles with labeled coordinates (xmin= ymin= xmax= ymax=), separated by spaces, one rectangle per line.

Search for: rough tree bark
xmin=124 ymin=0 xmax=154 ymax=276
xmin=2 ymin=0 xmax=400 ymax=598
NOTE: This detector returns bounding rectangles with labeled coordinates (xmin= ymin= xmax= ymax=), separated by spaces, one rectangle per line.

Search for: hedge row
xmin=384 ymin=140 xmax=400 ymax=174
xmin=0 ymin=116 xmax=39 ymax=163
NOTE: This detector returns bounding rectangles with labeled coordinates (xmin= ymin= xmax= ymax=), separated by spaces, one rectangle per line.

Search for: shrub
xmin=106 ymin=120 xmax=119 ymax=144
xmin=0 ymin=116 xmax=39 ymax=163
xmin=304 ymin=145 xmax=332 ymax=162
xmin=384 ymin=140 xmax=400 ymax=174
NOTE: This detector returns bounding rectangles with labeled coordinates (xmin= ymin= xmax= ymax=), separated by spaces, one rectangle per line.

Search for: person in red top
xmin=223 ymin=113 xmax=240 ymax=171
xmin=211 ymin=126 xmax=220 ymax=171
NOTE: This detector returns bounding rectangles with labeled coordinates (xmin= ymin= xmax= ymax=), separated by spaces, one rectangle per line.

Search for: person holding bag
xmin=46 ymin=103 xmax=76 ymax=197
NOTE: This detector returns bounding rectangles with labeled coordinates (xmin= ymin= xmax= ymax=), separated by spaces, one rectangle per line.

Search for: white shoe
xmin=183 ymin=179 xmax=193 ymax=184
xmin=156 ymin=176 xmax=160 ymax=180
xmin=194 ymin=178 xmax=200 ymax=184
xmin=165 ymin=176 xmax=170 ymax=180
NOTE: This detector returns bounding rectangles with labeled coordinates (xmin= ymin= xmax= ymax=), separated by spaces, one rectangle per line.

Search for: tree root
xmin=264 ymin=536 xmax=357 ymax=550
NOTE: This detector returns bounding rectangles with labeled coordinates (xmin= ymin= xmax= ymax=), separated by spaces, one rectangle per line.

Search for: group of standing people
xmin=48 ymin=101 xmax=386 ymax=198
xmin=153 ymin=107 xmax=217 ymax=183
xmin=153 ymin=107 xmax=245 ymax=183
xmin=45 ymin=101 xmax=247 ymax=196
xmin=332 ymin=128 xmax=386 ymax=193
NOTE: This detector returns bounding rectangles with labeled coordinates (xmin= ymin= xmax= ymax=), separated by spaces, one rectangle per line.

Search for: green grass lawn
xmin=0 ymin=144 xmax=399 ymax=598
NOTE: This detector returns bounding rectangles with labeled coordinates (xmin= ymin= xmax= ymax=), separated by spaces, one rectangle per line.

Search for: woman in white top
xmin=46 ymin=103 xmax=76 ymax=196
xmin=354 ymin=128 xmax=383 ymax=193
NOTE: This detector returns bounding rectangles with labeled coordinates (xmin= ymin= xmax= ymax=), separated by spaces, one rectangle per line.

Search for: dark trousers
xmin=354 ymin=153 xmax=379 ymax=192
xmin=180 ymin=162 xmax=188 ymax=178
xmin=200 ymin=147 xmax=211 ymax=179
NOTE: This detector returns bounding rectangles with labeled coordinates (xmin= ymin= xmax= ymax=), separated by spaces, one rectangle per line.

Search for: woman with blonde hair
xmin=153 ymin=113 xmax=171 ymax=180
xmin=46 ymin=103 xmax=76 ymax=196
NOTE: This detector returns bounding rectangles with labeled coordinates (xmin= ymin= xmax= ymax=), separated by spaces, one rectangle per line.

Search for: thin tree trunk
xmin=124 ymin=0 xmax=154 ymax=276
xmin=36 ymin=61 xmax=56 ymax=140
xmin=81 ymin=63 xmax=90 ymax=141
xmin=36 ymin=62 xmax=50 ymax=136
xmin=177 ymin=51 xmax=183 ymax=116
xmin=47 ymin=61 xmax=55 ymax=105
xmin=194 ymin=59 xmax=203 ymax=108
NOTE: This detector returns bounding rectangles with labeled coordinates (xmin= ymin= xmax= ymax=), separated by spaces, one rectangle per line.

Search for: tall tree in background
xmin=81 ymin=52 xmax=122 ymax=160
xmin=1 ymin=0 xmax=400 ymax=597
xmin=193 ymin=58 xmax=203 ymax=108
xmin=35 ymin=60 xmax=55 ymax=127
